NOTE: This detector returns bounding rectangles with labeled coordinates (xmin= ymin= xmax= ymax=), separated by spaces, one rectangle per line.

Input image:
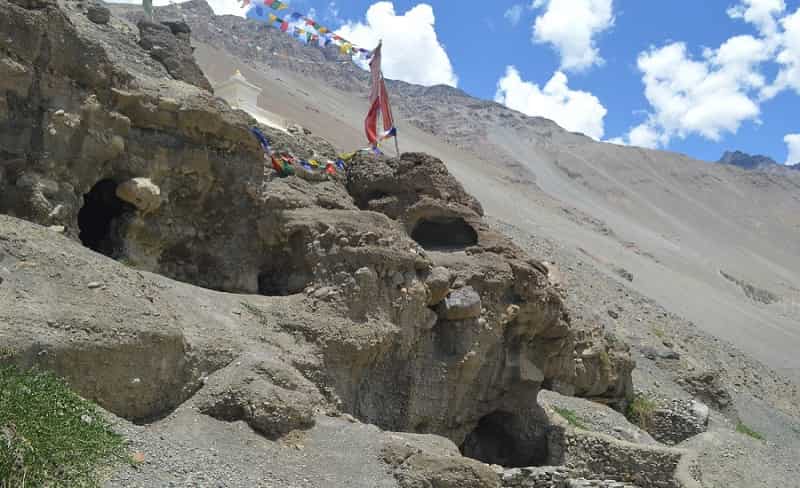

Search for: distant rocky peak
xmin=718 ymin=150 xmax=779 ymax=169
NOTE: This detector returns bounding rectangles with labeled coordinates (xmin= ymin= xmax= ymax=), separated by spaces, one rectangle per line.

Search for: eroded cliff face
xmin=0 ymin=0 xmax=632 ymax=471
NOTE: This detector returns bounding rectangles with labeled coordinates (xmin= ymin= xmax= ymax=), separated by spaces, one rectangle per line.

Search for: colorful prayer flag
xmin=318 ymin=27 xmax=328 ymax=34
xmin=340 ymin=42 xmax=352 ymax=55
xmin=280 ymin=20 xmax=289 ymax=32
xmin=365 ymin=42 xmax=396 ymax=147
xmin=268 ymin=13 xmax=277 ymax=23
xmin=265 ymin=0 xmax=288 ymax=11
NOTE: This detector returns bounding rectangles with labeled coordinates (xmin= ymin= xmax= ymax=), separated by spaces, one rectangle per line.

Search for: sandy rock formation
xmin=116 ymin=177 xmax=161 ymax=213
xmin=0 ymin=1 xmax=640 ymax=485
xmin=138 ymin=20 xmax=213 ymax=91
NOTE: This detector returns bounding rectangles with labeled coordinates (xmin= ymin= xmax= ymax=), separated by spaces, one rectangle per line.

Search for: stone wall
xmin=548 ymin=428 xmax=685 ymax=488
xmin=647 ymin=400 xmax=709 ymax=445
xmin=497 ymin=466 xmax=640 ymax=488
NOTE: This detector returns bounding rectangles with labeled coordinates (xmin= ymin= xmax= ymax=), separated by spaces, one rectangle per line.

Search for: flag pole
xmin=393 ymin=127 xmax=400 ymax=158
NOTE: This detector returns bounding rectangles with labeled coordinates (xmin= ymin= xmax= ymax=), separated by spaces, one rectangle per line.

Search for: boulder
xmin=137 ymin=20 xmax=212 ymax=91
xmin=194 ymin=352 xmax=324 ymax=439
xmin=115 ymin=177 xmax=161 ymax=213
xmin=437 ymin=286 xmax=482 ymax=320
xmin=425 ymin=266 xmax=452 ymax=305
xmin=86 ymin=3 xmax=110 ymax=24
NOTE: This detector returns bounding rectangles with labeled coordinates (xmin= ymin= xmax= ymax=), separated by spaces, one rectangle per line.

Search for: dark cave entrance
xmin=257 ymin=265 xmax=312 ymax=296
xmin=410 ymin=217 xmax=478 ymax=251
xmin=257 ymin=232 xmax=314 ymax=296
xmin=78 ymin=179 xmax=133 ymax=257
xmin=460 ymin=411 xmax=548 ymax=468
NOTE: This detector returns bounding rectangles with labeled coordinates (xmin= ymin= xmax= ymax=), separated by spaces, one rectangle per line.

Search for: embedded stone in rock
xmin=437 ymin=286 xmax=481 ymax=320
xmin=78 ymin=179 xmax=134 ymax=257
xmin=116 ymin=178 xmax=161 ymax=214
xmin=411 ymin=217 xmax=478 ymax=250
xmin=425 ymin=266 xmax=452 ymax=305
xmin=86 ymin=3 xmax=110 ymax=24
xmin=137 ymin=20 xmax=212 ymax=91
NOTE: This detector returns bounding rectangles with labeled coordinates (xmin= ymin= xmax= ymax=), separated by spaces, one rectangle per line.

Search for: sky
xmin=140 ymin=0 xmax=800 ymax=165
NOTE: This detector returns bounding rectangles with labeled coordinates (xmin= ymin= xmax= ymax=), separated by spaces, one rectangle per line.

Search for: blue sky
xmin=205 ymin=0 xmax=800 ymax=164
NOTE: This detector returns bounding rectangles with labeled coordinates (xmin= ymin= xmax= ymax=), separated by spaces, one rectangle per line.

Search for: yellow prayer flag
xmin=339 ymin=42 xmax=352 ymax=55
xmin=268 ymin=13 xmax=277 ymax=23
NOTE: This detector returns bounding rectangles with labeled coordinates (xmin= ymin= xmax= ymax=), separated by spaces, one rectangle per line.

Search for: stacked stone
xmin=500 ymin=466 xmax=570 ymax=488
xmin=566 ymin=479 xmax=639 ymax=488
xmin=649 ymin=399 xmax=709 ymax=445
xmin=498 ymin=467 xmax=640 ymax=488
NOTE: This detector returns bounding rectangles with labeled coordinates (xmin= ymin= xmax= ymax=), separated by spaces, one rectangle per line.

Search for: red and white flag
xmin=365 ymin=42 xmax=396 ymax=147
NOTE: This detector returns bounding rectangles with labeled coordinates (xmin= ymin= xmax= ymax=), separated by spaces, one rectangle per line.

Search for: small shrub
xmin=653 ymin=328 xmax=665 ymax=339
xmin=626 ymin=393 xmax=657 ymax=431
xmin=554 ymin=407 xmax=586 ymax=430
xmin=736 ymin=422 xmax=765 ymax=441
xmin=0 ymin=366 xmax=126 ymax=487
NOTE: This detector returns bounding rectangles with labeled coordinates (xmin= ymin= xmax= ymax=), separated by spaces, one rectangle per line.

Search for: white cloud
xmin=615 ymin=12 xmax=779 ymax=148
xmin=765 ymin=8 xmax=800 ymax=97
xmin=727 ymin=0 xmax=786 ymax=37
xmin=495 ymin=66 xmax=607 ymax=139
xmin=785 ymin=133 xmax=800 ymax=165
xmin=531 ymin=0 xmax=614 ymax=72
xmin=505 ymin=4 xmax=525 ymax=26
xmin=337 ymin=2 xmax=458 ymax=87
xmin=616 ymin=1 xmax=800 ymax=148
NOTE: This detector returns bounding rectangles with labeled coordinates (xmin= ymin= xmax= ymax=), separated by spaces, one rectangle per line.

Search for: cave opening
xmin=257 ymin=233 xmax=313 ymax=296
xmin=460 ymin=411 xmax=548 ymax=468
xmin=78 ymin=179 xmax=133 ymax=257
xmin=257 ymin=265 xmax=312 ymax=296
xmin=410 ymin=217 xmax=478 ymax=251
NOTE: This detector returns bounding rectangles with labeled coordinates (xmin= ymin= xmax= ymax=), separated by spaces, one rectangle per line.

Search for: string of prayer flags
xmin=245 ymin=1 xmax=370 ymax=66
xmin=250 ymin=127 xmax=350 ymax=178
xmin=265 ymin=0 xmax=288 ymax=10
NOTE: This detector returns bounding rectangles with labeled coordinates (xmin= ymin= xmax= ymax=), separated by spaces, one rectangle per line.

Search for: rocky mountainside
xmin=718 ymin=150 xmax=799 ymax=172
xmin=137 ymin=0 xmax=800 ymax=387
xmin=2 ymin=0 xmax=800 ymax=487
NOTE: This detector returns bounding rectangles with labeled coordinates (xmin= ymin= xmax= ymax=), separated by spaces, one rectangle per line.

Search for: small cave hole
xmin=460 ymin=411 xmax=547 ymax=468
xmin=78 ymin=179 xmax=134 ymax=257
xmin=257 ymin=267 xmax=311 ymax=296
xmin=257 ymin=235 xmax=313 ymax=296
xmin=411 ymin=217 xmax=478 ymax=251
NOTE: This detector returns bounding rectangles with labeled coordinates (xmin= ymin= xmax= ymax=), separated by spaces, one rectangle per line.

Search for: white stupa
xmin=214 ymin=70 xmax=286 ymax=131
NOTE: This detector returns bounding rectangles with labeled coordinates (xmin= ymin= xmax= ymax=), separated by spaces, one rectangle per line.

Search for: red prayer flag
xmin=364 ymin=42 xmax=395 ymax=146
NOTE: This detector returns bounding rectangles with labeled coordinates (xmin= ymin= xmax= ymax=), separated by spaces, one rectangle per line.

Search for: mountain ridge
xmin=126 ymin=0 xmax=800 ymax=384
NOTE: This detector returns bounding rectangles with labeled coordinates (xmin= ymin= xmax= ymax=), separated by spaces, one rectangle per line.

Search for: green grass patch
xmin=553 ymin=407 xmax=586 ymax=430
xmin=736 ymin=422 xmax=765 ymax=441
xmin=653 ymin=327 xmax=665 ymax=339
xmin=0 ymin=366 xmax=126 ymax=487
xmin=626 ymin=393 xmax=657 ymax=431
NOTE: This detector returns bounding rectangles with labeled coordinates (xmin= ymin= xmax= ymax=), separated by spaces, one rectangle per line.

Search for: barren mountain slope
xmin=138 ymin=0 xmax=800 ymax=381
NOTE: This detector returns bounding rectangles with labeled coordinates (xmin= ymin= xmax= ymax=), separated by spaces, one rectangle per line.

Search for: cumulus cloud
xmin=727 ymin=0 xmax=786 ymax=37
xmin=615 ymin=0 xmax=800 ymax=148
xmin=616 ymin=39 xmax=769 ymax=148
xmin=337 ymin=2 xmax=458 ymax=87
xmin=505 ymin=4 xmax=525 ymax=26
xmin=764 ymin=8 xmax=800 ymax=97
xmin=785 ymin=134 xmax=800 ymax=165
xmin=495 ymin=66 xmax=607 ymax=139
xmin=531 ymin=0 xmax=614 ymax=72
